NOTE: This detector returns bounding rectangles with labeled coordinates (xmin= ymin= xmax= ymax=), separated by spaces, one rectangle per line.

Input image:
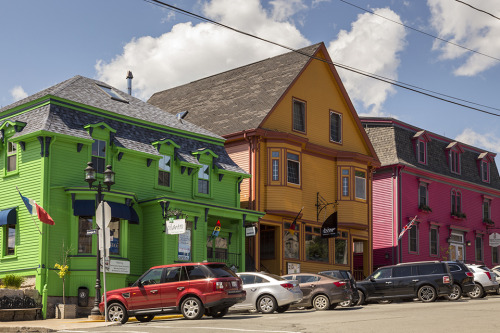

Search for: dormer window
xmin=417 ymin=140 xmax=427 ymax=164
xmin=481 ymin=160 xmax=490 ymax=183
xmin=198 ymin=164 xmax=210 ymax=194
xmin=91 ymin=139 xmax=106 ymax=173
xmin=158 ymin=155 xmax=171 ymax=187
xmin=450 ymin=150 xmax=460 ymax=174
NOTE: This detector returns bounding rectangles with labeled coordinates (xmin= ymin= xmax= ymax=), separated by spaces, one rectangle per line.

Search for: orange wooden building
xmin=149 ymin=43 xmax=379 ymax=278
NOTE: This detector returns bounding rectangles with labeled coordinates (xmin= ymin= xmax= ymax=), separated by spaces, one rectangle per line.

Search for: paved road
xmin=57 ymin=295 xmax=500 ymax=333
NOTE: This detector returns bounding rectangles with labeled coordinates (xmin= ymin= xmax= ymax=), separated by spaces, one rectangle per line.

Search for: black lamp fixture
xmin=84 ymin=162 xmax=115 ymax=317
xmin=466 ymin=240 xmax=472 ymax=246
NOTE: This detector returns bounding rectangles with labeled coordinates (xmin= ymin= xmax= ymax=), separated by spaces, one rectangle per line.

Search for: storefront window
xmin=109 ymin=218 xmax=120 ymax=255
xmin=6 ymin=224 xmax=16 ymax=255
xmin=78 ymin=217 xmax=93 ymax=254
xmin=178 ymin=221 xmax=192 ymax=261
xmin=335 ymin=238 xmax=347 ymax=265
xmin=305 ymin=226 xmax=328 ymax=262
xmin=284 ymin=222 xmax=299 ymax=259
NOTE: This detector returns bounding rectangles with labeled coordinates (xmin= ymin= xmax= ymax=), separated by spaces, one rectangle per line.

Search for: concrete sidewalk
xmin=0 ymin=314 xmax=183 ymax=332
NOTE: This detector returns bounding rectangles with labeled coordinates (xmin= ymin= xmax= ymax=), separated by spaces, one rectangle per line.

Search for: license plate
xmin=231 ymin=281 xmax=237 ymax=287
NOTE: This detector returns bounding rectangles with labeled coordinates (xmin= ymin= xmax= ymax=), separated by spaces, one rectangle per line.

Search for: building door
xmin=449 ymin=231 xmax=465 ymax=261
xmin=260 ymin=224 xmax=279 ymax=274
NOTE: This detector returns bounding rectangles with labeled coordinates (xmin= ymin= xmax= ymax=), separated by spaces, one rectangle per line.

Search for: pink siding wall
xmin=372 ymin=170 xmax=396 ymax=268
xmin=398 ymin=169 xmax=500 ymax=266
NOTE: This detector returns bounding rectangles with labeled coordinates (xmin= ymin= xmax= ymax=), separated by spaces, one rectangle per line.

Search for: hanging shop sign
xmin=489 ymin=233 xmax=500 ymax=247
xmin=165 ymin=218 xmax=186 ymax=235
xmin=245 ymin=226 xmax=257 ymax=237
xmin=321 ymin=211 xmax=338 ymax=238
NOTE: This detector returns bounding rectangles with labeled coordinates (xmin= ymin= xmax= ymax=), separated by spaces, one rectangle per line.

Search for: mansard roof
xmin=0 ymin=76 xmax=245 ymax=174
xmin=361 ymin=117 xmax=500 ymax=189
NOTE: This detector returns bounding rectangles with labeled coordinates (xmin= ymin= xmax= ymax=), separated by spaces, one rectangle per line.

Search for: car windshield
xmin=207 ymin=264 xmax=238 ymax=278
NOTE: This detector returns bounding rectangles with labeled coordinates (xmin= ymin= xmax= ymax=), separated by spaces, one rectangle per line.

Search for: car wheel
xmin=135 ymin=314 xmax=155 ymax=322
xmin=257 ymin=295 xmax=277 ymax=314
xmin=107 ymin=302 xmax=129 ymax=324
xmin=356 ymin=290 xmax=365 ymax=306
xmin=181 ymin=297 xmax=205 ymax=320
xmin=340 ymin=300 xmax=352 ymax=307
xmin=312 ymin=294 xmax=330 ymax=311
xmin=417 ymin=285 xmax=437 ymax=302
xmin=447 ymin=284 xmax=462 ymax=301
xmin=468 ymin=284 xmax=484 ymax=299
xmin=276 ymin=304 xmax=290 ymax=313
xmin=208 ymin=307 xmax=229 ymax=318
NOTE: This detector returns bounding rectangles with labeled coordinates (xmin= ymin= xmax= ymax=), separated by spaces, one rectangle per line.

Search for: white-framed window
xmin=109 ymin=218 xmax=121 ymax=256
xmin=198 ymin=164 xmax=210 ymax=194
xmin=3 ymin=224 xmax=16 ymax=256
xmin=7 ymin=141 xmax=17 ymax=172
xmin=271 ymin=151 xmax=280 ymax=181
xmin=78 ymin=216 xmax=93 ymax=254
xmin=430 ymin=228 xmax=438 ymax=256
xmin=158 ymin=155 xmax=171 ymax=187
xmin=342 ymin=170 xmax=349 ymax=197
xmin=355 ymin=171 xmax=366 ymax=200
xmin=450 ymin=150 xmax=460 ymax=174
xmin=417 ymin=140 xmax=427 ymax=164
xmin=409 ymin=223 xmax=418 ymax=253
xmin=329 ymin=111 xmax=342 ymax=143
xmin=287 ymin=153 xmax=300 ymax=185
xmin=475 ymin=236 xmax=483 ymax=262
xmin=419 ymin=184 xmax=429 ymax=208
xmin=91 ymin=139 xmax=106 ymax=173
xmin=292 ymin=99 xmax=306 ymax=133
xmin=451 ymin=189 xmax=462 ymax=214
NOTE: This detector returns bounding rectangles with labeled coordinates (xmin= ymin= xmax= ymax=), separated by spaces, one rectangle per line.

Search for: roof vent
xmin=176 ymin=111 xmax=188 ymax=121
xmin=126 ymin=71 xmax=133 ymax=95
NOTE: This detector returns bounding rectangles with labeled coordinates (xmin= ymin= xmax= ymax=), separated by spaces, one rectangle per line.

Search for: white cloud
xmin=327 ymin=8 xmax=407 ymax=116
xmin=96 ymin=0 xmax=309 ymax=100
xmin=270 ymin=0 xmax=307 ymax=21
xmin=427 ymin=0 xmax=500 ymax=76
xmin=10 ymin=86 xmax=28 ymax=102
xmin=455 ymin=128 xmax=500 ymax=154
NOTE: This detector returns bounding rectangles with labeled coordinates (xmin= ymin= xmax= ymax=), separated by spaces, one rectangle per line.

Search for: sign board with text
xmin=166 ymin=218 xmax=187 ymax=235
xmin=490 ymin=233 xmax=500 ymax=247
xmin=100 ymin=260 xmax=130 ymax=274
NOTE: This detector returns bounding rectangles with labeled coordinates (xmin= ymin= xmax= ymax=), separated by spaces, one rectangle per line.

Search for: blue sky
xmin=1 ymin=0 xmax=500 ymax=157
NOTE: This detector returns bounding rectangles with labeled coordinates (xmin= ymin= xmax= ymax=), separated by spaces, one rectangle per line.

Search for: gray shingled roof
xmin=1 ymin=76 xmax=246 ymax=174
xmin=148 ymin=44 xmax=322 ymax=136
xmin=362 ymin=117 xmax=500 ymax=189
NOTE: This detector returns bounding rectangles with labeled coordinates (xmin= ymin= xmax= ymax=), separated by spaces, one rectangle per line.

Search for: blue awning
xmin=0 ymin=208 xmax=17 ymax=226
xmin=73 ymin=200 xmax=139 ymax=224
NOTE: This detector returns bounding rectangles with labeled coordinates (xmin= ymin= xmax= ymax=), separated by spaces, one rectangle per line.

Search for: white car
xmin=230 ymin=272 xmax=303 ymax=314
xmin=466 ymin=264 xmax=500 ymax=298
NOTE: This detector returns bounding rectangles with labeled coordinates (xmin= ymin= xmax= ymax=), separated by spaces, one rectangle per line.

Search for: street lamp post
xmin=84 ymin=162 xmax=115 ymax=317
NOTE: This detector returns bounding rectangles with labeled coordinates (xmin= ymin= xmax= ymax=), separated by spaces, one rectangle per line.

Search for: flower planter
xmin=55 ymin=303 xmax=76 ymax=319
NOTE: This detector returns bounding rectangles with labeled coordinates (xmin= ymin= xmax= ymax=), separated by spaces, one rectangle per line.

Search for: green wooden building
xmin=0 ymin=76 xmax=263 ymax=316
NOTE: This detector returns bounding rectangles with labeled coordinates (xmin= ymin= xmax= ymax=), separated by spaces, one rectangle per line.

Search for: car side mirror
xmin=136 ymin=280 xmax=143 ymax=287
xmin=369 ymin=277 xmax=376 ymax=282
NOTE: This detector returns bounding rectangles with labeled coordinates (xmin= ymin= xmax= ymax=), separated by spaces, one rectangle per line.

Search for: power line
xmin=454 ymin=0 xmax=500 ymax=21
xmin=142 ymin=0 xmax=500 ymax=117
xmin=338 ymin=0 xmax=500 ymax=63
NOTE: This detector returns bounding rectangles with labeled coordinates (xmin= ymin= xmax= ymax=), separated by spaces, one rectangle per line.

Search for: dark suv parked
xmin=356 ymin=261 xmax=453 ymax=304
xmin=99 ymin=262 xmax=245 ymax=323
xmin=318 ymin=270 xmax=360 ymax=307
xmin=443 ymin=261 xmax=475 ymax=300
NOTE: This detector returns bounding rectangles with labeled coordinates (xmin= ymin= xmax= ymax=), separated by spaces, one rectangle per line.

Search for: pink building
xmin=362 ymin=117 xmax=500 ymax=269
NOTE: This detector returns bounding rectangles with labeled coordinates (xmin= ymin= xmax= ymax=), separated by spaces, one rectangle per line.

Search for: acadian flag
xmin=17 ymin=187 xmax=55 ymax=225
xmin=398 ymin=215 xmax=417 ymax=240
xmin=211 ymin=220 xmax=221 ymax=238
xmin=287 ymin=207 xmax=303 ymax=236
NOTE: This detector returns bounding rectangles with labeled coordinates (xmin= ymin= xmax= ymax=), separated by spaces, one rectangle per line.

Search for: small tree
xmin=54 ymin=242 xmax=72 ymax=305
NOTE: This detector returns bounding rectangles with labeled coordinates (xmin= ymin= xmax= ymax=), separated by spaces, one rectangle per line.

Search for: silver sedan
xmin=230 ymin=272 xmax=303 ymax=314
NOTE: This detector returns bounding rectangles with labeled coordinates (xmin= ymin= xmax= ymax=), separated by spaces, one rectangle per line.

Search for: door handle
xmin=311 ymin=284 xmax=315 ymax=288
xmin=412 ymin=279 xmax=419 ymax=282
xmin=177 ymin=286 xmax=185 ymax=291
xmin=150 ymin=290 xmax=158 ymax=294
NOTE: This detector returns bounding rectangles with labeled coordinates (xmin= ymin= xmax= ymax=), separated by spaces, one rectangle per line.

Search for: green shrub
xmin=3 ymin=274 xmax=25 ymax=289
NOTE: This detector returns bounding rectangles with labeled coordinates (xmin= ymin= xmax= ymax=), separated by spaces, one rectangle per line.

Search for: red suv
xmin=99 ymin=262 xmax=246 ymax=323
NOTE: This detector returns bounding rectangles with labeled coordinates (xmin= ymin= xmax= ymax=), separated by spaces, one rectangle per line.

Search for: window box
xmin=483 ymin=218 xmax=494 ymax=226
xmin=451 ymin=212 xmax=466 ymax=220
xmin=418 ymin=204 xmax=432 ymax=213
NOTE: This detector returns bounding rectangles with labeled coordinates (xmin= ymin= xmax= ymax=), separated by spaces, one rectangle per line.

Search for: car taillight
xmin=485 ymin=272 xmax=492 ymax=280
xmin=213 ymin=281 xmax=224 ymax=291
xmin=443 ymin=276 xmax=450 ymax=284
xmin=280 ymin=283 xmax=294 ymax=291
xmin=333 ymin=281 xmax=346 ymax=287
xmin=466 ymin=272 xmax=474 ymax=278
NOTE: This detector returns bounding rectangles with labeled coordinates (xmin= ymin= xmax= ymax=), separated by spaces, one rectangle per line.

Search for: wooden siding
xmin=372 ymin=171 xmax=395 ymax=268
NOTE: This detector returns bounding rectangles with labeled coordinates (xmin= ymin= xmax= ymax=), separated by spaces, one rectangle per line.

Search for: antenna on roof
xmin=126 ymin=71 xmax=133 ymax=95
xmin=176 ymin=111 xmax=188 ymax=121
